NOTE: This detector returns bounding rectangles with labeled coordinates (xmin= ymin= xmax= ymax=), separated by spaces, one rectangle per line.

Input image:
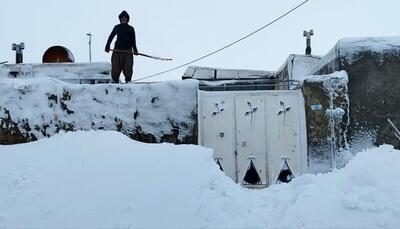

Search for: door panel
xmin=266 ymin=92 xmax=304 ymax=184
xmin=234 ymin=94 xmax=267 ymax=185
xmin=199 ymin=92 xmax=236 ymax=181
xmin=199 ymin=90 xmax=308 ymax=187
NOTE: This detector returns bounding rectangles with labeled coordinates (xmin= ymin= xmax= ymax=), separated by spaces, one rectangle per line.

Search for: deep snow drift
xmin=1 ymin=131 xmax=400 ymax=228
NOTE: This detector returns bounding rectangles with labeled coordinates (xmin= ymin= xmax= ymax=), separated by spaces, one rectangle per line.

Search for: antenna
xmin=86 ymin=33 xmax=92 ymax=63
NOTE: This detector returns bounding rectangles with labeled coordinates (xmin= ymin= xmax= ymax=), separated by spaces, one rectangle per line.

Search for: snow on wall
xmin=302 ymin=70 xmax=348 ymax=88
xmin=338 ymin=36 xmax=400 ymax=64
xmin=0 ymin=62 xmax=111 ymax=83
xmin=311 ymin=36 xmax=400 ymax=74
xmin=0 ymin=77 xmax=198 ymax=144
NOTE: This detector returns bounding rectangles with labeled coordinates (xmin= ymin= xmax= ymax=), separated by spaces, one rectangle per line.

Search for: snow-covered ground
xmin=1 ymin=131 xmax=400 ymax=228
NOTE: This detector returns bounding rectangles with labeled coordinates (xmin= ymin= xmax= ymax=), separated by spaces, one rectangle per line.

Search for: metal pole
xmin=329 ymin=90 xmax=337 ymax=169
xmin=87 ymin=33 xmax=92 ymax=63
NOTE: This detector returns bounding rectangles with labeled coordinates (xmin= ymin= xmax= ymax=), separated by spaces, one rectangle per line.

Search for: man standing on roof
xmin=105 ymin=10 xmax=138 ymax=83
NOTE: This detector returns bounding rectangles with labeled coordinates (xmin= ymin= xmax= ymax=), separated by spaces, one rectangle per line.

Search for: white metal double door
xmin=198 ymin=90 xmax=307 ymax=187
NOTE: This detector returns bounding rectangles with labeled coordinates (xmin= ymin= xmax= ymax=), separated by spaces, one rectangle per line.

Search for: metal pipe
xmin=87 ymin=33 xmax=92 ymax=63
xmin=303 ymin=30 xmax=314 ymax=55
xmin=12 ymin=42 xmax=24 ymax=64
xmin=329 ymin=90 xmax=337 ymax=169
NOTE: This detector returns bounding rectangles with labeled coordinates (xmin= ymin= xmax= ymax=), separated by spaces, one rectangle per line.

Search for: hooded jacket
xmin=105 ymin=11 xmax=138 ymax=52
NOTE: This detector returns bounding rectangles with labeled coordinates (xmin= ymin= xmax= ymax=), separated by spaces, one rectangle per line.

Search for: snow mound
xmin=1 ymin=131 xmax=400 ymax=228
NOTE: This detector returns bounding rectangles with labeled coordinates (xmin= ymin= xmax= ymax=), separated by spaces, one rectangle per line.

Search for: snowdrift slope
xmin=0 ymin=131 xmax=399 ymax=228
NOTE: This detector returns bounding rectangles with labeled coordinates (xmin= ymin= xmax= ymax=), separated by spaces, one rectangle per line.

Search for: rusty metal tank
xmin=42 ymin=46 xmax=75 ymax=63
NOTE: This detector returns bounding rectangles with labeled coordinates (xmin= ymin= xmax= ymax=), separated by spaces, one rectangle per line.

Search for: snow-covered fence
xmin=0 ymin=77 xmax=198 ymax=144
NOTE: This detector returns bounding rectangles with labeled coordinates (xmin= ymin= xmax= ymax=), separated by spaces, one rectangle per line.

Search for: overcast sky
xmin=1 ymin=0 xmax=399 ymax=81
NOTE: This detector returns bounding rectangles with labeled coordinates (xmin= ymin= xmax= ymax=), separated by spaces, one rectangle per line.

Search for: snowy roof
xmin=276 ymin=54 xmax=322 ymax=81
xmin=310 ymin=36 xmax=400 ymax=73
xmin=182 ymin=66 xmax=275 ymax=80
xmin=0 ymin=62 xmax=111 ymax=83
xmin=338 ymin=36 xmax=400 ymax=57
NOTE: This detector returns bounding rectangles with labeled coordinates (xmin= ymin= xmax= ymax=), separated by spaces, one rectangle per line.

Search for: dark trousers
xmin=111 ymin=52 xmax=134 ymax=83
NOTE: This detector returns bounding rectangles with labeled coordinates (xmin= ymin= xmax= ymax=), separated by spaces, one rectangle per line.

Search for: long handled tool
xmin=109 ymin=49 xmax=172 ymax=61
xmin=0 ymin=61 xmax=8 ymax=64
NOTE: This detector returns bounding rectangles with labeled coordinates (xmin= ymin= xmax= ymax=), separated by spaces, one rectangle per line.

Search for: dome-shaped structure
xmin=42 ymin=46 xmax=75 ymax=63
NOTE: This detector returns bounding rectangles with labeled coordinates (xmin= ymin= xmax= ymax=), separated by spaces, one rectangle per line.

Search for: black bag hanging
xmin=243 ymin=159 xmax=262 ymax=185
xmin=276 ymin=157 xmax=295 ymax=184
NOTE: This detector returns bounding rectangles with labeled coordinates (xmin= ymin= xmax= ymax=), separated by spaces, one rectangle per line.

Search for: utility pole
xmin=12 ymin=42 xmax=25 ymax=64
xmin=86 ymin=33 xmax=92 ymax=63
xmin=303 ymin=29 xmax=314 ymax=55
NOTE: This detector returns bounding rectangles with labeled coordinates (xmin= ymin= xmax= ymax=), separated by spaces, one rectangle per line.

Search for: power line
xmin=133 ymin=0 xmax=310 ymax=82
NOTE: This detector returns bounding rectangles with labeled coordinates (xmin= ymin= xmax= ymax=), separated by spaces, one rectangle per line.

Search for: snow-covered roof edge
xmin=276 ymin=54 xmax=322 ymax=80
xmin=182 ymin=65 xmax=275 ymax=80
xmin=310 ymin=36 xmax=400 ymax=74
xmin=299 ymin=70 xmax=348 ymax=88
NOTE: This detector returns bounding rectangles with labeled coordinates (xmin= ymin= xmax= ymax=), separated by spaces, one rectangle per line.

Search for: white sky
xmin=1 ymin=0 xmax=399 ymax=81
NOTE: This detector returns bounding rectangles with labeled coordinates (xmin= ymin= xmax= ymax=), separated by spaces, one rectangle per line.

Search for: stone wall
xmin=302 ymin=71 xmax=350 ymax=171
xmin=342 ymin=53 xmax=400 ymax=149
xmin=0 ymin=78 xmax=198 ymax=145
xmin=313 ymin=50 xmax=400 ymax=150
